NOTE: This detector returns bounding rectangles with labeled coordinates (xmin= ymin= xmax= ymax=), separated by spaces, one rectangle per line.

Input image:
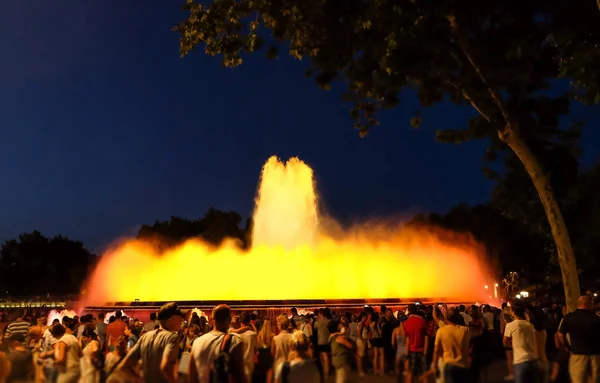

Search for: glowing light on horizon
xmin=83 ymin=156 xmax=494 ymax=305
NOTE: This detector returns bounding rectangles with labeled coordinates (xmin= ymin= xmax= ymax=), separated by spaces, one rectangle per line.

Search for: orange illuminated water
xmin=83 ymin=156 xmax=495 ymax=304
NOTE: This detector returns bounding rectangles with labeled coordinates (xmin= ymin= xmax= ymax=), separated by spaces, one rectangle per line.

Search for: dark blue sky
xmin=1 ymin=1 xmax=598 ymax=252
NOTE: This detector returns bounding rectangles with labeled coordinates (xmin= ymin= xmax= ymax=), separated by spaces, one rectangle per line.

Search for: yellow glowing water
xmin=84 ymin=156 xmax=493 ymax=304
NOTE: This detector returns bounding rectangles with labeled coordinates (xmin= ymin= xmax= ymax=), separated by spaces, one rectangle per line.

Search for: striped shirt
xmin=5 ymin=320 xmax=30 ymax=338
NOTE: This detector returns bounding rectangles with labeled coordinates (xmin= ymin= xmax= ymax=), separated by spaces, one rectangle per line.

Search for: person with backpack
xmin=189 ymin=305 xmax=247 ymax=383
xmin=116 ymin=302 xmax=184 ymax=383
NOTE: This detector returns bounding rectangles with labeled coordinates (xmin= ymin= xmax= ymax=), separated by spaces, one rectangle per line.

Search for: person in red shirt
xmin=403 ymin=304 xmax=429 ymax=382
xmin=106 ymin=311 xmax=127 ymax=351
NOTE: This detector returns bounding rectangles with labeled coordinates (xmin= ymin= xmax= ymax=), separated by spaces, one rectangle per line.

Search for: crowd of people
xmin=0 ymin=296 xmax=599 ymax=383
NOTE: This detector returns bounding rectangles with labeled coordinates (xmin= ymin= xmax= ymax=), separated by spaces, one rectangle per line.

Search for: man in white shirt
xmin=189 ymin=304 xmax=247 ymax=383
xmin=482 ymin=305 xmax=495 ymax=331
xmin=503 ymin=303 xmax=537 ymax=383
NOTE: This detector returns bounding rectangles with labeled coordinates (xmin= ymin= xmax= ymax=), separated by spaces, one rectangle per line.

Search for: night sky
xmin=1 ymin=1 xmax=599 ymax=253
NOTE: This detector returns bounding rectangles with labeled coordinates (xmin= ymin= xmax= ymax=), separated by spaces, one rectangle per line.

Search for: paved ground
xmin=338 ymin=360 xmax=510 ymax=382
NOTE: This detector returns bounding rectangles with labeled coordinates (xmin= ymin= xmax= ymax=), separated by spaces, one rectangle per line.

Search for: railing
xmin=0 ymin=301 xmax=66 ymax=308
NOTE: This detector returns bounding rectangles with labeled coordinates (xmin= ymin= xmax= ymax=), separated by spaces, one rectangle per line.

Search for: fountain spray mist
xmin=83 ymin=156 xmax=494 ymax=304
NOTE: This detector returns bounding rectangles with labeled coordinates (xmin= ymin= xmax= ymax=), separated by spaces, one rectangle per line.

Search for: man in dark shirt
xmin=558 ymin=295 xmax=600 ymax=382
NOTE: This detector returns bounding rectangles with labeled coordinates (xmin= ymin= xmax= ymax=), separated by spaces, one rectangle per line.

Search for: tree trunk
xmin=500 ymin=126 xmax=581 ymax=312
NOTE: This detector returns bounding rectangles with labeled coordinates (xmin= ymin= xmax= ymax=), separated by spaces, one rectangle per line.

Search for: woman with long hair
xmin=355 ymin=312 xmax=369 ymax=377
xmin=391 ymin=318 xmax=407 ymax=378
xmin=368 ymin=311 xmax=385 ymax=376
xmin=79 ymin=325 xmax=101 ymax=383
xmin=469 ymin=305 xmax=488 ymax=382
xmin=255 ymin=318 xmax=276 ymax=383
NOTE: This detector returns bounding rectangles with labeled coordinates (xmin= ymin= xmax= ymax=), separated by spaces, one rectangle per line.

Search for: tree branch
xmin=447 ymin=15 xmax=515 ymax=128
xmin=445 ymin=78 xmax=491 ymax=122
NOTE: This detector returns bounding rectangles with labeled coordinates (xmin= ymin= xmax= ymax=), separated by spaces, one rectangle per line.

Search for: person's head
xmin=359 ymin=312 xmax=368 ymax=323
xmin=157 ymin=302 xmax=185 ymax=332
xmin=212 ymin=304 xmax=232 ymax=332
xmin=326 ymin=319 xmax=339 ymax=334
xmin=277 ymin=314 xmax=290 ymax=332
xmin=115 ymin=311 xmax=123 ymax=319
xmin=370 ymin=310 xmax=379 ymax=322
xmin=82 ymin=325 xmax=98 ymax=341
xmin=150 ymin=312 xmax=157 ymax=321
xmin=49 ymin=323 xmax=66 ymax=339
xmin=240 ymin=311 xmax=251 ymax=326
xmin=528 ymin=306 xmax=545 ymax=331
xmin=446 ymin=308 xmax=464 ymax=326
xmin=407 ymin=304 xmax=418 ymax=316
xmin=482 ymin=305 xmax=489 ymax=313
xmin=52 ymin=318 xmax=60 ymax=325
xmin=289 ymin=330 xmax=311 ymax=358
xmin=578 ymin=295 xmax=593 ymax=310
xmin=257 ymin=318 xmax=274 ymax=345
xmin=501 ymin=302 xmax=508 ymax=310
xmin=124 ymin=324 xmax=136 ymax=337
xmin=37 ymin=316 xmax=47 ymax=326
xmin=381 ymin=305 xmax=387 ymax=314
xmin=62 ymin=316 xmax=77 ymax=332
xmin=351 ymin=314 xmax=358 ymax=323
xmin=458 ymin=305 xmax=466 ymax=313
xmin=250 ymin=313 xmax=257 ymax=322
xmin=108 ymin=316 xmax=116 ymax=323
xmin=385 ymin=309 xmax=393 ymax=320
xmin=340 ymin=316 xmax=350 ymax=331
xmin=115 ymin=335 xmax=128 ymax=356
xmin=98 ymin=312 xmax=105 ymax=321
xmin=511 ymin=303 xmax=526 ymax=319
xmin=291 ymin=307 xmax=298 ymax=316
xmin=289 ymin=318 xmax=297 ymax=331
xmin=188 ymin=324 xmax=200 ymax=337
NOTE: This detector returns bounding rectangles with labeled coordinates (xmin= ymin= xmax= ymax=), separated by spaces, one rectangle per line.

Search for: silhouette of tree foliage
xmin=175 ymin=0 xmax=600 ymax=310
xmin=137 ymin=207 xmax=252 ymax=250
xmin=0 ymin=231 xmax=94 ymax=297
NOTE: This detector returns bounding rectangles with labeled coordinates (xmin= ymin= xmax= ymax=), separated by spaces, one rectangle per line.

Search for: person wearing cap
xmin=117 ymin=302 xmax=184 ymax=383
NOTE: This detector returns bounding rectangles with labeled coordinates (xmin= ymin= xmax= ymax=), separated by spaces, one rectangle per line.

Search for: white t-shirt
xmin=237 ymin=330 xmax=258 ymax=379
xmin=274 ymin=358 xmax=321 ymax=383
xmin=191 ymin=331 xmax=243 ymax=383
xmin=504 ymin=319 xmax=537 ymax=364
xmin=483 ymin=312 xmax=495 ymax=330
xmin=273 ymin=331 xmax=293 ymax=367
xmin=58 ymin=333 xmax=81 ymax=376
xmin=460 ymin=312 xmax=472 ymax=326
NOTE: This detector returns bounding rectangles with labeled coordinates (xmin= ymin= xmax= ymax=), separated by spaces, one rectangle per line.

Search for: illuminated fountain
xmin=83 ymin=156 xmax=494 ymax=305
xmin=47 ymin=309 xmax=77 ymax=327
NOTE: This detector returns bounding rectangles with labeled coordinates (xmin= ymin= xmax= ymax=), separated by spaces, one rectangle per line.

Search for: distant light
xmin=594 ymin=293 xmax=598 ymax=297
xmin=489 ymin=296 xmax=492 ymax=299
xmin=484 ymin=285 xmax=488 ymax=289
xmin=495 ymin=283 xmax=499 ymax=287
xmin=520 ymin=291 xmax=529 ymax=298
xmin=516 ymin=294 xmax=522 ymax=299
